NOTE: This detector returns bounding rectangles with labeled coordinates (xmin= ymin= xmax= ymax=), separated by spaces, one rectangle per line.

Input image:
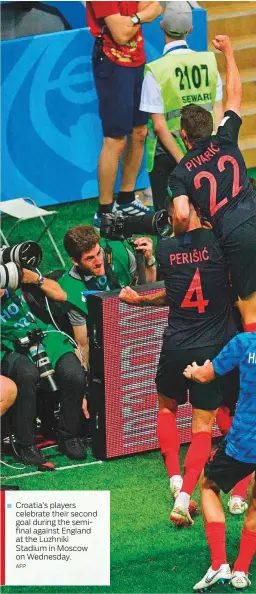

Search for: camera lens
xmin=0 ymin=262 xmax=22 ymax=291
xmin=0 ymin=241 xmax=42 ymax=268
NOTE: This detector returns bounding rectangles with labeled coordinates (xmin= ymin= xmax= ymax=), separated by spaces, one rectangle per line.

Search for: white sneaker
xmin=231 ymin=571 xmax=251 ymax=590
xmin=170 ymin=479 xmax=198 ymax=517
xmin=170 ymin=503 xmax=194 ymax=527
xmin=228 ymin=496 xmax=248 ymax=515
xmin=116 ymin=196 xmax=150 ymax=216
xmin=193 ymin=564 xmax=231 ymax=591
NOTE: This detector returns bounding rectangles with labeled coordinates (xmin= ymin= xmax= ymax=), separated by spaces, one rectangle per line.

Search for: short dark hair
xmin=181 ymin=104 xmax=213 ymax=142
xmin=165 ymin=32 xmax=186 ymax=41
xmin=63 ymin=225 xmax=99 ymax=261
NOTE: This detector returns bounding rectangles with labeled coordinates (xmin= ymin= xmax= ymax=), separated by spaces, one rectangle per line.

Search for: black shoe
xmin=17 ymin=444 xmax=47 ymax=466
xmin=59 ymin=437 xmax=86 ymax=460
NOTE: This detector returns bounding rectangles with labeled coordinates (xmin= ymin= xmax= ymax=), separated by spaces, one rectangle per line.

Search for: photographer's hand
xmin=133 ymin=237 xmax=153 ymax=261
xmin=22 ymin=268 xmax=67 ymax=302
xmin=133 ymin=237 xmax=156 ymax=283
xmin=22 ymin=268 xmax=41 ymax=284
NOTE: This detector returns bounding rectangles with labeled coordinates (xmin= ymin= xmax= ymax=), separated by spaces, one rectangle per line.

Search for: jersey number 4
xmin=194 ymin=156 xmax=242 ymax=216
xmin=181 ymin=268 xmax=209 ymax=313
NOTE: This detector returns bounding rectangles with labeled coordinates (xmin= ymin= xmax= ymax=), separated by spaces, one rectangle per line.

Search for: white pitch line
xmin=2 ymin=460 xmax=103 ymax=481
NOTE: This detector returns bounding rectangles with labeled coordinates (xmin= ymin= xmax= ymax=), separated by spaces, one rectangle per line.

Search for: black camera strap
xmin=103 ymin=242 xmax=123 ymax=290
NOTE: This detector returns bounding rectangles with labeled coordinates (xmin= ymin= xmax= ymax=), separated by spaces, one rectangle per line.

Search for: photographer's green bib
xmin=59 ymin=239 xmax=133 ymax=316
xmin=145 ymin=51 xmax=218 ymax=172
xmin=0 ymin=289 xmax=73 ymax=366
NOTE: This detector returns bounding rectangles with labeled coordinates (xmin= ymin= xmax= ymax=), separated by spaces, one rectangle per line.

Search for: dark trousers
xmin=149 ymin=153 xmax=177 ymax=212
xmin=2 ymin=352 xmax=85 ymax=445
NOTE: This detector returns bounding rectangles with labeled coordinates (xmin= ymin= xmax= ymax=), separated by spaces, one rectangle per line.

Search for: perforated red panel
xmin=102 ymin=290 xmax=220 ymax=458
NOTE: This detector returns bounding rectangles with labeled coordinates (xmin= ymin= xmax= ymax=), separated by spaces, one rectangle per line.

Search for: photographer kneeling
xmin=59 ymin=225 xmax=156 ymax=364
xmin=1 ymin=268 xmax=89 ymax=466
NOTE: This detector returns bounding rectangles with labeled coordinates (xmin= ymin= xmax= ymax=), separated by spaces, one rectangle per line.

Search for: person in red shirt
xmin=86 ymin=1 xmax=162 ymax=227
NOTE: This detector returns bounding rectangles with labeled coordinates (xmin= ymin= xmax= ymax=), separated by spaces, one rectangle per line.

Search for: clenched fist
xmin=212 ymin=35 xmax=233 ymax=55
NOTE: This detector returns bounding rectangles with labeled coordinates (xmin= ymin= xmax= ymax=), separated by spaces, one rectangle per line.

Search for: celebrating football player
xmin=184 ymin=324 xmax=256 ymax=591
xmin=168 ymin=36 xmax=256 ymax=327
xmin=120 ymin=201 xmax=240 ymax=527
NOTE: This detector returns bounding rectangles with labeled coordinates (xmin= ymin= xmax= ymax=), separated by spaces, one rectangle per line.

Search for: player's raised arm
xmin=212 ymin=35 xmax=242 ymax=117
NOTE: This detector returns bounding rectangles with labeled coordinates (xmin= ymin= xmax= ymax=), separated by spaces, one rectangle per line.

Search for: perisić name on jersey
xmin=4 ymin=491 xmax=110 ymax=586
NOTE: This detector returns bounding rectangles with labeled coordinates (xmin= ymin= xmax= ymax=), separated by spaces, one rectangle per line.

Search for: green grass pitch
xmin=1 ymin=443 xmax=255 ymax=594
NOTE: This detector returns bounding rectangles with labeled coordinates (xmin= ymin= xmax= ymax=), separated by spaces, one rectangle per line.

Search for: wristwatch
xmin=131 ymin=13 xmax=141 ymax=25
xmin=145 ymin=256 xmax=156 ymax=268
xmin=35 ymin=271 xmax=45 ymax=287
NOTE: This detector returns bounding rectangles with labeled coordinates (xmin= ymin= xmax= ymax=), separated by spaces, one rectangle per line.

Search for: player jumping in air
xmin=184 ymin=326 xmax=256 ymax=591
xmin=168 ymin=35 xmax=256 ymax=328
xmin=120 ymin=202 xmax=240 ymax=527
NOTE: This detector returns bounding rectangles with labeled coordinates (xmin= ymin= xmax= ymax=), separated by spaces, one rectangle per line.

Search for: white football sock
xmin=170 ymin=475 xmax=183 ymax=488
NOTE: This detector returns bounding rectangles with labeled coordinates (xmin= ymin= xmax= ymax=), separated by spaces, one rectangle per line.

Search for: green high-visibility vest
xmin=145 ymin=51 xmax=218 ymax=172
xmin=59 ymin=239 xmax=134 ymax=316
xmin=0 ymin=289 xmax=73 ymax=365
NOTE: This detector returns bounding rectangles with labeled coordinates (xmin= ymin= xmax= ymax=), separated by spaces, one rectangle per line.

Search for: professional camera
xmin=100 ymin=210 xmax=172 ymax=241
xmin=16 ymin=329 xmax=57 ymax=392
xmin=0 ymin=241 xmax=43 ymax=291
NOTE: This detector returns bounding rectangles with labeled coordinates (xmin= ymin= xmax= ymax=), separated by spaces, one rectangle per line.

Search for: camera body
xmin=0 ymin=241 xmax=43 ymax=291
xmin=100 ymin=210 xmax=172 ymax=241
xmin=16 ymin=329 xmax=57 ymax=392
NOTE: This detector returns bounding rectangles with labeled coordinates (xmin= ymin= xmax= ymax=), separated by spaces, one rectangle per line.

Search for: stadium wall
xmin=1 ymin=1 xmax=207 ymax=207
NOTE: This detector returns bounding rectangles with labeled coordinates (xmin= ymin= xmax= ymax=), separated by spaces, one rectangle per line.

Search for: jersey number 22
xmin=194 ymin=156 xmax=242 ymax=216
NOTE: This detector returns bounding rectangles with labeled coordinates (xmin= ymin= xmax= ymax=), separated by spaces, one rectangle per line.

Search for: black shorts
xmin=204 ymin=439 xmax=256 ymax=493
xmin=93 ymin=46 xmax=148 ymax=138
xmin=155 ymin=344 xmax=239 ymax=411
xmin=224 ymin=215 xmax=256 ymax=299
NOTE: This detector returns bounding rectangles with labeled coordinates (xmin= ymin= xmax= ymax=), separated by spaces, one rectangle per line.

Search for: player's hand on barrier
xmin=82 ymin=396 xmax=90 ymax=419
xmin=119 ymin=286 xmax=141 ymax=305
xmin=212 ymin=35 xmax=233 ymax=55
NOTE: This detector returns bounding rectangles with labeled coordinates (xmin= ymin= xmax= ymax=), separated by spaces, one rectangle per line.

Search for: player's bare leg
xmin=236 ymin=293 xmax=256 ymax=329
xmin=170 ymin=408 xmax=216 ymax=528
xmin=231 ymin=477 xmax=256 ymax=589
xmin=193 ymin=475 xmax=231 ymax=591
xmin=217 ymin=405 xmax=250 ymax=514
